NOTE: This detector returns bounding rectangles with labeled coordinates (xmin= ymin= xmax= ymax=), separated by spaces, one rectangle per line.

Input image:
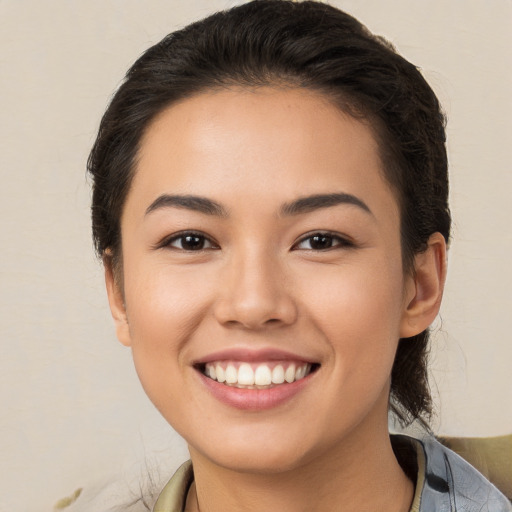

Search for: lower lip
xmin=198 ymin=370 xmax=316 ymax=411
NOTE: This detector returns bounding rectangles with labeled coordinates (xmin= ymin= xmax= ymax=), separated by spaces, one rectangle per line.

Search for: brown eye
xmin=294 ymin=232 xmax=352 ymax=251
xmin=309 ymin=234 xmax=335 ymax=250
xmin=166 ymin=232 xmax=217 ymax=251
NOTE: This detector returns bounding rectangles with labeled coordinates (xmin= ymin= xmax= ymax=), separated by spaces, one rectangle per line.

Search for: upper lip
xmin=193 ymin=347 xmax=318 ymax=365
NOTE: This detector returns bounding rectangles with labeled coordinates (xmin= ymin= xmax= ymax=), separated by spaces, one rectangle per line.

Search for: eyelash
xmin=158 ymin=231 xmax=220 ymax=251
xmin=292 ymin=232 xmax=354 ymax=251
xmin=157 ymin=231 xmax=353 ymax=252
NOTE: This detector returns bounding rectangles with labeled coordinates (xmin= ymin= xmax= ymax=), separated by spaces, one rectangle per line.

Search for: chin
xmin=203 ymin=444 xmax=312 ymax=475
xmin=185 ymin=422 xmax=330 ymax=476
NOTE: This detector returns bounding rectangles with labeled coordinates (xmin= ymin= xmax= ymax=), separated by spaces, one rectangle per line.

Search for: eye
xmin=162 ymin=231 xmax=219 ymax=251
xmin=293 ymin=232 xmax=353 ymax=251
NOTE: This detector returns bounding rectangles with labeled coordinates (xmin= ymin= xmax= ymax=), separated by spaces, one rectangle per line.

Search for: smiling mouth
xmin=198 ymin=361 xmax=320 ymax=389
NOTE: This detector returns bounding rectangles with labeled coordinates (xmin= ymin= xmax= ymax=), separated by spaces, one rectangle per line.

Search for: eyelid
xmin=155 ymin=230 xmax=220 ymax=251
xmin=292 ymin=231 xmax=354 ymax=251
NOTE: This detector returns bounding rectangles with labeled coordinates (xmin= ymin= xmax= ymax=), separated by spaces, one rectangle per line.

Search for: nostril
xmin=212 ymin=274 xmax=298 ymax=329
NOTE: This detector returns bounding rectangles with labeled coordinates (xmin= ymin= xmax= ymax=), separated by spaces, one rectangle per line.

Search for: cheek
xmin=121 ymin=262 xmax=218 ymax=419
xmin=122 ymin=259 xmax=219 ymax=383
xmin=297 ymin=258 xmax=405 ymax=370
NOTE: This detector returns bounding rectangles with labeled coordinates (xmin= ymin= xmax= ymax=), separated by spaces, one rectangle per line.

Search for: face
xmin=108 ymin=87 xmax=423 ymax=473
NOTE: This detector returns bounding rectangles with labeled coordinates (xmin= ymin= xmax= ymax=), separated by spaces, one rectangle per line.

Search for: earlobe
xmin=400 ymin=232 xmax=447 ymax=338
xmin=104 ymin=256 xmax=132 ymax=347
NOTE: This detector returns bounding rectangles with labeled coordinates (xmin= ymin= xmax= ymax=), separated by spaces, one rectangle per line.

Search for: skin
xmin=106 ymin=87 xmax=446 ymax=512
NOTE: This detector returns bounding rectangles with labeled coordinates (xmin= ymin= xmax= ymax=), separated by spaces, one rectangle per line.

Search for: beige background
xmin=0 ymin=1 xmax=510 ymax=510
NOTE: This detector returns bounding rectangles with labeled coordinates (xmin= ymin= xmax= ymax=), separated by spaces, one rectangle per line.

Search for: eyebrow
xmin=145 ymin=194 xmax=228 ymax=217
xmin=144 ymin=192 xmax=372 ymax=218
xmin=280 ymin=193 xmax=372 ymax=217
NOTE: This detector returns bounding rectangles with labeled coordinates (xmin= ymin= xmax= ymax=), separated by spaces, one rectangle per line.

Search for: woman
xmin=80 ymin=1 xmax=511 ymax=510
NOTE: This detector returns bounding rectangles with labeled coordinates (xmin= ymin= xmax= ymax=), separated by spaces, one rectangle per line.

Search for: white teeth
xmin=216 ymin=364 xmax=225 ymax=383
xmin=238 ymin=363 xmax=255 ymax=385
xmin=284 ymin=364 xmax=296 ymax=383
xmin=271 ymin=365 xmax=285 ymax=384
xmin=204 ymin=361 xmax=313 ymax=387
xmin=254 ymin=365 xmax=272 ymax=386
xmin=225 ymin=364 xmax=238 ymax=384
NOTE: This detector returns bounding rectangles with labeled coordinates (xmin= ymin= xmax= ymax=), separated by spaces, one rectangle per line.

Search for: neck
xmin=185 ymin=416 xmax=414 ymax=512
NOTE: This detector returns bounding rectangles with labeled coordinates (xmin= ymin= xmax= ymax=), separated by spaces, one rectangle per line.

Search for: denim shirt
xmin=153 ymin=435 xmax=512 ymax=512
xmin=409 ymin=434 xmax=512 ymax=511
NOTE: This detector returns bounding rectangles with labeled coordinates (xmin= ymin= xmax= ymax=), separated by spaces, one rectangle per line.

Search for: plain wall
xmin=0 ymin=1 xmax=510 ymax=510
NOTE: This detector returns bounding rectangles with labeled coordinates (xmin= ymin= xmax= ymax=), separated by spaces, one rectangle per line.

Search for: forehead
xmin=128 ymin=86 xmax=398 ymax=220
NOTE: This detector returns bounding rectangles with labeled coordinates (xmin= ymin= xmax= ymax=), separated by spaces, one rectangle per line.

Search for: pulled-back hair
xmin=88 ymin=0 xmax=450 ymax=427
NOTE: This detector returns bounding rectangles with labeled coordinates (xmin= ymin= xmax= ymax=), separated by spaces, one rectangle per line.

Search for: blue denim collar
xmin=395 ymin=434 xmax=511 ymax=512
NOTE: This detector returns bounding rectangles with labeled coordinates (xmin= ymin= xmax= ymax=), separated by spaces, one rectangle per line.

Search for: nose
xmin=213 ymin=249 xmax=298 ymax=330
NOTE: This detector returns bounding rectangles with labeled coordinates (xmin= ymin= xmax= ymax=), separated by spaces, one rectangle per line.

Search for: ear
xmin=400 ymin=232 xmax=447 ymax=338
xmin=104 ymin=255 xmax=132 ymax=347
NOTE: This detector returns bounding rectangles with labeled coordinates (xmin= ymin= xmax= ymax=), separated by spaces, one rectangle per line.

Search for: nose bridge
xmin=214 ymin=243 xmax=296 ymax=329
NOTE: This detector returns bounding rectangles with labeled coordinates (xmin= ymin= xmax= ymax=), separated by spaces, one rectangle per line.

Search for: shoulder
xmin=398 ymin=434 xmax=512 ymax=512
xmin=53 ymin=469 xmax=169 ymax=512
xmin=55 ymin=461 xmax=192 ymax=512
xmin=54 ymin=479 xmax=154 ymax=512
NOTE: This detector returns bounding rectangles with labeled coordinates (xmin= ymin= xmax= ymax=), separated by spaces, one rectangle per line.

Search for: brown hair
xmin=88 ymin=0 xmax=450 ymax=427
